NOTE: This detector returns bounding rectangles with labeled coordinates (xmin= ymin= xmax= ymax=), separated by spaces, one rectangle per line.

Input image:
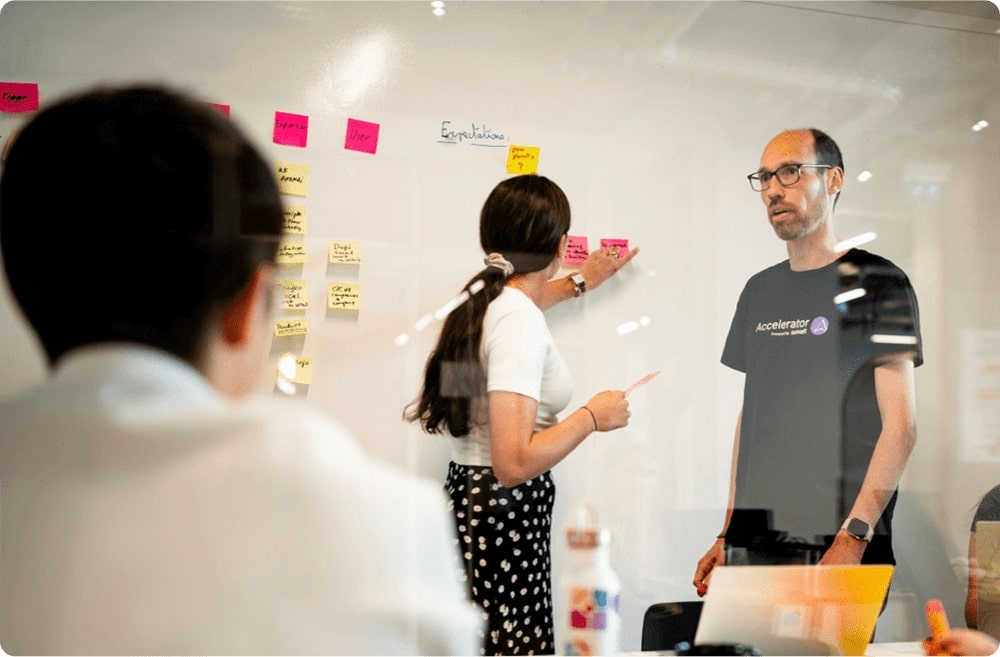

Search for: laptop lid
xmin=694 ymin=564 xmax=894 ymax=656
xmin=976 ymin=520 xmax=1000 ymax=638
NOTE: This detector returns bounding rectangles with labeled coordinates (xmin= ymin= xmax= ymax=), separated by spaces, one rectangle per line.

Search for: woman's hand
xmin=583 ymin=390 xmax=630 ymax=431
xmin=579 ymin=246 xmax=639 ymax=291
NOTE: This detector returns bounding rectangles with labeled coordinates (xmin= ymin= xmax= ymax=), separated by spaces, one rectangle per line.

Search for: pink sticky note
xmin=564 ymin=235 xmax=590 ymax=265
xmin=0 ymin=82 xmax=39 ymax=113
xmin=273 ymin=111 xmax=309 ymax=148
xmin=600 ymin=238 xmax=629 ymax=259
xmin=208 ymin=103 xmax=231 ymax=117
xmin=345 ymin=118 xmax=380 ymax=154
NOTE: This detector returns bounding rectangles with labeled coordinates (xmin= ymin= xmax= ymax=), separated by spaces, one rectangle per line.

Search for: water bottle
xmin=559 ymin=503 xmax=621 ymax=656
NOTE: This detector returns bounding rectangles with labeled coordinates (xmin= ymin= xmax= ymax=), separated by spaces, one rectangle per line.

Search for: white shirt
xmin=0 ymin=344 xmax=480 ymax=655
xmin=450 ymin=286 xmax=574 ymax=466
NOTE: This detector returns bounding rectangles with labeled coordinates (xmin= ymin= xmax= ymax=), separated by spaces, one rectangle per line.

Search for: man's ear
xmin=220 ymin=265 xmax=273 ymax=347
xmin=828 ymin=166 xmax=844 ymax=197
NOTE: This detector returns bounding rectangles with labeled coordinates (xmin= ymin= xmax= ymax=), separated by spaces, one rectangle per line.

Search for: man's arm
xmin=820 ymin=354 xmax=917 ymax=564
xmin=694 ymin=408 xmax=742 ymax=596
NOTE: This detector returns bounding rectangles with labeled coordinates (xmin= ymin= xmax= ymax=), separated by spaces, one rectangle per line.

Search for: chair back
xmin=641 ymin=600 xmax=704 ymax=651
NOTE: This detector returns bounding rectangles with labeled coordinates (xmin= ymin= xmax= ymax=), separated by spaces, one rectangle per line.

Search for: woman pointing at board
xmin=406 ymin=174 xmax=636 ymax=655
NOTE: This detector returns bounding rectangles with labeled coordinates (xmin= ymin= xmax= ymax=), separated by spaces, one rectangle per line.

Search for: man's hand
xmin=693 ymin=538 xmax=725 ymax=597
xmin=818 ymin=530 xmax=867 ymax=565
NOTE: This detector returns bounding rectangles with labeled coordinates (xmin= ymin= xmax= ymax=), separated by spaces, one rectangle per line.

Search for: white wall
xmin=1 ymin=1 xmax=998 ymax=650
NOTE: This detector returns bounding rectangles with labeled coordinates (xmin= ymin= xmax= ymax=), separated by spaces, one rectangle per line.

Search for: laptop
xmin=976 ymin=520 xmax=1000 ymax=638
xmin=693 ymin=564 xmax=894 ymax=656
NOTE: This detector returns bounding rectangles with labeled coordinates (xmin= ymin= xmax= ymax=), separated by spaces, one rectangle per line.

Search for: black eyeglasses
xmin=747 ymin=163 xmax=832 ymax=192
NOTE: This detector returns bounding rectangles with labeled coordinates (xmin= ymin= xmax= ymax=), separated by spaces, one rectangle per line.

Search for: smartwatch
xmin=570 ymin=273 xmax=587 ymax=297
xmin=841 ymin=517 xmax=874 ymax=543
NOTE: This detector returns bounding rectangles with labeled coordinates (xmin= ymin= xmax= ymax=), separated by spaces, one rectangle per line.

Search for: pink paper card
xmin=208 ymin=103 xmax=231 ymax=117
xmin=0 ymin=82 xmax=39 ymax=113
xmin=600 ymin=238 xmax=629 ymax=259
xmin=273 ymin=111 xmax=309 ymax=147
xmin=345 ymin=118 xmax=379 ymax=154
xmin=564 ymin=235 xmax=590 ymax=265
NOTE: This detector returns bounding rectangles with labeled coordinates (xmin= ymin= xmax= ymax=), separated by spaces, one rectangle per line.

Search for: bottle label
xmin=568 ymin=586 xmax=620 ymax=629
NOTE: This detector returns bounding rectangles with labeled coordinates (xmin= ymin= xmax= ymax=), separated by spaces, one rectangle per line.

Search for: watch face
xmin=847 ymin=518 xmax=870 ymax=537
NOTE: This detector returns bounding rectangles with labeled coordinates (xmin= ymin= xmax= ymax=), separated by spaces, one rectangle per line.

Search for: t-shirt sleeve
xmin=484 ymin=308 xmax=548 ymax=400
xmin=722 ymin=281 xmax=752 ymax=373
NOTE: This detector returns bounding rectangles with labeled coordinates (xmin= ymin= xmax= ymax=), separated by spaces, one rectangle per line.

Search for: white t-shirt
xmin=450 ymin=286 xmax=573 ymax=466
xmin=0 ymin=344 xmax=481 ymax=655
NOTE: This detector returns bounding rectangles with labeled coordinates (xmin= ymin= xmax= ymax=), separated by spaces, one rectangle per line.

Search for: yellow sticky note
xmin=329 ymin=241 xmax=362 ymax=265
xmin=328 ymin=282 xmax=361 ymax=310
xmin=283 ymin=205 xmax=307 ymax=235
xmin=291 ymin=356 xmax=313 ymax=384
xmin=506 ymin=145 xmax=540 ymax=175
xmin=274 ymin=319 xmax=309 ymax=337
xmin=277 ymin=355 xmax=312 ymax=385
xmin=275 ymin=161 xmax=309 ymax=196
xmin=277 ymin=241 xmax=307 ymax=265
xmin=275 ymin=278 xmax=308 ymax=310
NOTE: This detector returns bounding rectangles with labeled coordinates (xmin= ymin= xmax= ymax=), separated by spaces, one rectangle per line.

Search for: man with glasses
xmin=693 ymin=129 xmax=922 ymax=592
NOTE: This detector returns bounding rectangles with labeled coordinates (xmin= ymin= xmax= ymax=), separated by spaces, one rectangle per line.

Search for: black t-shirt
xmin=722 ymin=249 xmax=922 ymax=562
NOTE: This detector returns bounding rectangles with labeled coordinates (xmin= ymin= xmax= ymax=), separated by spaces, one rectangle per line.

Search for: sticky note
xmin=506 ymin=145 xmax=540 ymax=174
xmin=329 ymin=241 xmax=362 ymax=265
xmin=275 ymin=319 xmax=309 ymax=337
xmin=276 ymin=241 xmax=307 ymax=265
xmin=328 ymin=282 xmax=361 ymax=310
xmin=273 ymin=111 xmax=309 ymax=148
xmin=207 ymin=103 xmax=230 ymax=117
xmin=0 ymin=82 xmax=39 ymax=113
xmin=276 ymin=278 xmax=308 ymax=310
xmin=345 ymin=118 xmax=379 ymax=154
xmin=276 ymin=162 xmax=309 ymax=196
xmin=600 ymin=238 xmax=630 ymax=258
xmin=284 ymin=356 xmax=313 ymax=385
xmin=283 ymin=205 xmax=306 ymax=235
xmin=564 ymin=235 xmax=590 ymax=265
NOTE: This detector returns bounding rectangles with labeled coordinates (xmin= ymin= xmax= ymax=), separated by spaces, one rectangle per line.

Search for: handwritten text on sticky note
xmin=328 ymin=282 xmax=361 ymax=310
xmin=329 ymin=241 xmax=362 ymax=265
xmin=600 ymin=238 xmax=630 ymax=258
xmin=276 ymin=241 xmax=307 ymax=265
xmin=286 ymin=356 xmax=313 ymax=384
xmin=276 ymin=162 xmax=309 ymax=196
xmin=273 ymin=111 xmax=309 ymax=148
xmin=564 ymin=235 xmax=590 ymax=265
xmin=0 ymin=82 xmax=39 ymax=113
xmin=275 ymin=319 xmax=309 ymax=337
xmin=344 ymin=118 xmax=380 ymax=154
xmin=506 ymin=145 xmax=540 ymax=174
xmin=283 ymin=206 xmax=306 ymax=235
xmin=276 ymin=278 xmax=308 ymax=310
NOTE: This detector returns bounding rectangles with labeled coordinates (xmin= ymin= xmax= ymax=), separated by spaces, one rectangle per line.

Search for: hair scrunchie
xmin=483 ymin=252 xmax=515 ymax=277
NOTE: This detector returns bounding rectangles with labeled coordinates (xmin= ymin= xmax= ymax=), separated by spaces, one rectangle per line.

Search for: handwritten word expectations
xmin=438 ymin=121 xmax=508 ymax=147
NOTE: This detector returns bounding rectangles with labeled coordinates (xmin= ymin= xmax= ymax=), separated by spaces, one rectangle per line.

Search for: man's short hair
xmin=0 ymin=85 xmax=284 ymax=365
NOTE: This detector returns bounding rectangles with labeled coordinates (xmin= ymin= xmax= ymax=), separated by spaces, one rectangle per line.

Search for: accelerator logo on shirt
xmin=755 ymin=316 xmax=828 ymax=337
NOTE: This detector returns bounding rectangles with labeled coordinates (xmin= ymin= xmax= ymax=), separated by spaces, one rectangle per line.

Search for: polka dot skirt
xmin=446 ymin=462 xmax=555 ymax=656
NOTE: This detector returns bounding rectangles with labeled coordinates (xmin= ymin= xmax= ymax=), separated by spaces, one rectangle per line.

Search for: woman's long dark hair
xmin=405 ymin=175 xmax=571 ymax=436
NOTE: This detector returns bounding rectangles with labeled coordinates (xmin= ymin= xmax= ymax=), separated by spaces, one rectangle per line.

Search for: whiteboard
xmin=2 ymin=1 xmax=999 ymax=648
